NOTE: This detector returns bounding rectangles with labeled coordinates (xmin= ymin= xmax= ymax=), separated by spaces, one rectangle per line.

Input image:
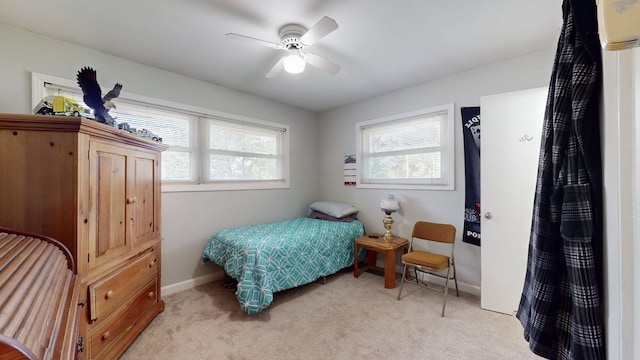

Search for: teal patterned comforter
xmin=201 ymin=217 xmax=365 ymax=315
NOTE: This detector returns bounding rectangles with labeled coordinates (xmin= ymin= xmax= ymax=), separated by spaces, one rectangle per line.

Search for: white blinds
xmin=360 ymin=110 xmax=451 ymax=186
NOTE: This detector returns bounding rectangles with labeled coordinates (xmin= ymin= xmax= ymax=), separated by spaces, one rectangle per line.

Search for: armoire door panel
xmin=90 ymin=143 xmax=130 ymax=269
xmin=131 ymin=153 xmax=159 ymax=248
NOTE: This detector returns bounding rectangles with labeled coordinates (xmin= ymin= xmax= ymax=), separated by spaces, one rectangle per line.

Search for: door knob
xmin=484 ymin=212 xmax=493 ymax=219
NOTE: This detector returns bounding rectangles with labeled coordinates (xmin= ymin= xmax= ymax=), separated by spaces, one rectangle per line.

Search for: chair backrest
xmin=412 ymin=221 xmax=456 ymax=244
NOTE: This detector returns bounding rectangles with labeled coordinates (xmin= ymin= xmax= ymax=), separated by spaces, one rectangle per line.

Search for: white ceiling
xmin=0 ymin=0 xmax=562 ymax=113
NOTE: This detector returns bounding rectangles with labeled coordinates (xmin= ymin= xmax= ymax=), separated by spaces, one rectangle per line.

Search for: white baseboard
xmin=161 ymin=267 xmax=482 ymax=298
xmin=459 ymin=282 xmax=481 ymax=297
xmin=161 ymin=272 xmax=225 ymax=296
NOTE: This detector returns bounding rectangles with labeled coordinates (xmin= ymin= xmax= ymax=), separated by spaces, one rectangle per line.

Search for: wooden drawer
xmin=90 ymin=280 xmax=158 ymax=358
xmin=89 ymin=248 xmax=158 ymax=321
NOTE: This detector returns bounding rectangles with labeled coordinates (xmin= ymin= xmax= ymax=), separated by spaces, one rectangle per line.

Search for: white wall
xmin=317 ymin=48 xmax=557 ymax=293
xmin=0 ymin=24 xmax=321 ymax=289
xmin=634 ymin=47 xmax=640 ymax=360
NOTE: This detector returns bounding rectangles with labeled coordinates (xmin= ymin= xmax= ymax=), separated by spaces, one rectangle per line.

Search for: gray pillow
xmin=309 ymin=201 xmax=358 ymax=218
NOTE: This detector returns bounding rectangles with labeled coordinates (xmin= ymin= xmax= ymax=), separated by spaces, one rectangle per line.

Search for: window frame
xmin=32 ymin=72 xmax=290 ymax=192
xmin=355 ymin=103 xmax=455 ymax=190
xmin=199 ymin=116 xmax=287 ymax=184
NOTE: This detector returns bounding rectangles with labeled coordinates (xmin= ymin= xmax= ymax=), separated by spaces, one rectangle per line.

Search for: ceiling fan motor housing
xmin=279 ymin=24 xmax=307 ymax=50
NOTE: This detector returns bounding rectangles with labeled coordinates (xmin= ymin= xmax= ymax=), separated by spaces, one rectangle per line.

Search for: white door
xmin=480 ymin=87 xmax=547 ymax=315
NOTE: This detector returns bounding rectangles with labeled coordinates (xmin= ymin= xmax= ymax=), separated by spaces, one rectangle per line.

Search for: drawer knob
xmin=102 ymin=331 xmax=110 ymax=340
xmin=126 ymin=197 xmax=137 ymax=204
xmin=106 ymin=290 xmax=114 ymax=299
xmin=149 ymin=259 xmax=156 ymax=268
xmin=148 ymin=292 xmax=155 ymax=299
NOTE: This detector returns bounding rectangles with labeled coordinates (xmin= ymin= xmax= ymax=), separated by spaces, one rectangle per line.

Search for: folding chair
xmin=397 ymin=221 xmax=459 ymax=317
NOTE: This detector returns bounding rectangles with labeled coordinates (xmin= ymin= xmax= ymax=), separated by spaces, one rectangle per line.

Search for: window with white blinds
xmin=33 ymin=72 xmax=289 ymax=191
xmin=356 ymin=103 xmax=455 ymax=190
xmin=204 ymin=119 xmax=284 ymax=182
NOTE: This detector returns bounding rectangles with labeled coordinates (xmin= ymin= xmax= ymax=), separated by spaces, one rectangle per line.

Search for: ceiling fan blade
xmin=226 ymin=33 xmax=282 ymax=49
xmin=305 ymin=52 xmax=340 ymax=75
xmin=265 ymin=57 xmax=285 ymax=78
xmin=300 ymin=16 xmax=338 ymax=46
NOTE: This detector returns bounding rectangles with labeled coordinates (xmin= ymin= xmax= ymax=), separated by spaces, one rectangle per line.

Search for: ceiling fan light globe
xmin=284 ymin=54 xmax=306 ymax=74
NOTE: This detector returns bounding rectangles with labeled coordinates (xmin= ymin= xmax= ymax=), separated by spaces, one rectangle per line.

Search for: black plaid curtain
xmin=516 ymin=0 xmax=605 ymax=359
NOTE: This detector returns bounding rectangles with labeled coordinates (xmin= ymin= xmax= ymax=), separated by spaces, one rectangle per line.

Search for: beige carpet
xmin=120 ymin=270 xmax=540 ymax=360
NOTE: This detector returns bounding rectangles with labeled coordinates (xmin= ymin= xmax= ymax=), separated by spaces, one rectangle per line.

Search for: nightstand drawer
xmin=89 ymin=248 xmax=158 ymax=321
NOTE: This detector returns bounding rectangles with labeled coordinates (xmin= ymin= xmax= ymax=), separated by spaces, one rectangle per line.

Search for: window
xmin=356 ymin=103 xmax=455 ymax=190
xmin=32 ymin=72 xmax=289 ymax=192
xmin=204 ymin=119 xmax=284 ymax=182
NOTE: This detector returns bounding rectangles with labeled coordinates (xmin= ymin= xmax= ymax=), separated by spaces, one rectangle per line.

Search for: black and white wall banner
xmin=461 ymin=107 xmax=481 ymax=246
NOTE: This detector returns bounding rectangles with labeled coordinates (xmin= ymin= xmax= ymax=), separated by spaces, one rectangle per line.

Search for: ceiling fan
xmin=226 ymin=16 xmax=341 ymax=78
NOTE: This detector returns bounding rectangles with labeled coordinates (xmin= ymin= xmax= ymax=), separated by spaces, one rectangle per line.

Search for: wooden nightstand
xmin=354 ymin=234 xmax=409 ymax=289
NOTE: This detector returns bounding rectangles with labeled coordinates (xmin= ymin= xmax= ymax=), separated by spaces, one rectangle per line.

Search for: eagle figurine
xmin=76 ymin=67 xmax=122 ymax=125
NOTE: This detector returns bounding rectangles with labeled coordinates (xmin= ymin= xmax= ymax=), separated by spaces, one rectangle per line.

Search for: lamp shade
xmin=283 ymin=52 xmax=306 ymax=74
xmin=380 ymin=194 xmax=399 ymax=212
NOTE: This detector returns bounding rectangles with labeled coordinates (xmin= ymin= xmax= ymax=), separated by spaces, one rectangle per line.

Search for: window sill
xmin=355 ymin=182 xmax=454 ymax=191
xmin=161 ymin=181 xmax=290 ymax=193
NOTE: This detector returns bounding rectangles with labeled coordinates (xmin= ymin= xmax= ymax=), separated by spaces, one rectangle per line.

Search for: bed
xmin=201 ymin=202 xmax=365 ymax=315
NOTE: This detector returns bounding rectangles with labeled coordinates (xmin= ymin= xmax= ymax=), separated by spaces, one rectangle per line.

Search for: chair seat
xmin=402 ymin=250 xmax=449 ymax=270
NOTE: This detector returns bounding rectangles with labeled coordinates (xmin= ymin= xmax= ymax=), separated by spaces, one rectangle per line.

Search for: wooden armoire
xmin=0 ymin=114 xmax=168 ymax=359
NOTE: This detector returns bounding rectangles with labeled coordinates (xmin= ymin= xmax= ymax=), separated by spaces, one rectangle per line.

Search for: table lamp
xmin=380 ymin=194 xmax=400 ymax=244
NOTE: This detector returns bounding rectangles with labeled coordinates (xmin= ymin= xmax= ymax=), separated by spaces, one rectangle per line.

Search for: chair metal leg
xmin=398 ymin=262 xmax=457 ymax=317
xmin=453 ymin=263 xmax=459 ymax=297
xmin=441 ymin=266 xmax=451 ymax=317
xmin=397 ymin=264 xmax=407 ymax=300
